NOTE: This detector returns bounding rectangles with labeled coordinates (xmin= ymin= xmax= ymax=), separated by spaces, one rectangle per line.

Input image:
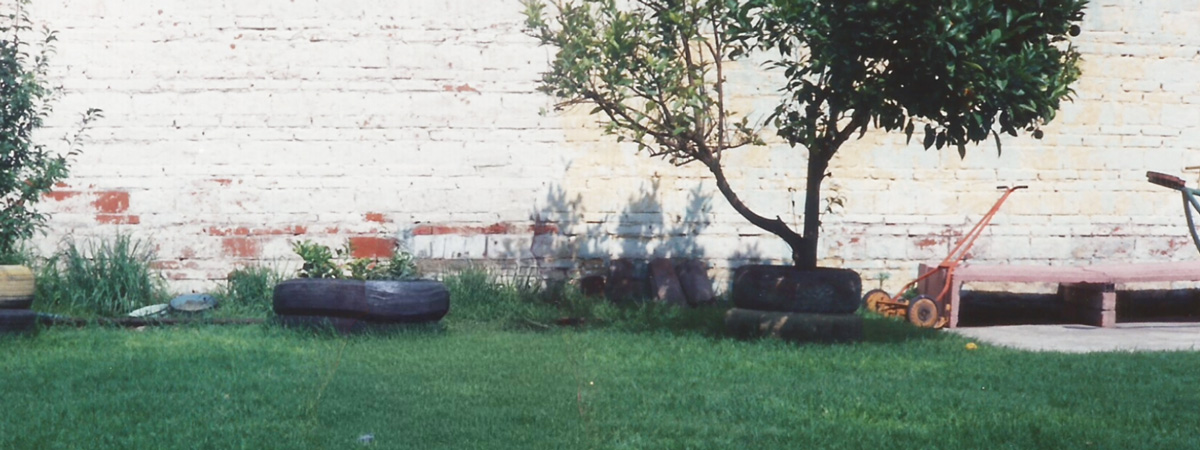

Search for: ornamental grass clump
xmin=36 ymin=234 xmax=168 ymax=317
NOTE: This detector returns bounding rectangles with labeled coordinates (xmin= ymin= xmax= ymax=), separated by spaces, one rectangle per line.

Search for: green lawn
xmin=2 ymin=315 xmax=1198 ymax=449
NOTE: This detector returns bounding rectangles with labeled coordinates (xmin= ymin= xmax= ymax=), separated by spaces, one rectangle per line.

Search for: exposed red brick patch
xmin=54 ymin=182 xmax=70 ymax=188
xmin=45 ymin=191 xmax=80 ymax=201
xmin=211 ymin=178 xmax=233 ymax=186
xmin=96 ymin=214 xmax=140 ymax=225
xmin=348 ymin=236 xmax=394 ymax=259
xmin=849 ymin=237 xmax=861 ymax=244
xmin=152 ymin=261 xmax=180 ymax=270
xmin=915 ymin=238 xmax=939 ymax=249
xmin=325 ymin=227 xmax=341 ymax=234
xmin=208 ymin=226 xmax=251 ymax=236
xmin=531 ymin=223 xmax=559 ymax=235
xmin=412 ymin=222 xmax=556 ymax=236
xmin=365 ymin=213 xmax=386 ymax=223
xmin=207 ymin=226 xmax=306 ymax=236
xmin=92 ymin=191 xmax=130 ymax=213
xmin=222 ymin=237 xmax=260 ymax=258
xmin=443 ymin=83 xmax=479 ymax=94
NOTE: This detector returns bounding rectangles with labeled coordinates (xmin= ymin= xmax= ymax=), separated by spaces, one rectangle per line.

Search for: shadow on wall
xmin=524 ymin=178 xmax=764 ymax=295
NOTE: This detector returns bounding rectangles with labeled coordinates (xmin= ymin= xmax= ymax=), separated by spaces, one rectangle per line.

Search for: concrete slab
xmin=948 ymin=322 xmax=1200 ymax=353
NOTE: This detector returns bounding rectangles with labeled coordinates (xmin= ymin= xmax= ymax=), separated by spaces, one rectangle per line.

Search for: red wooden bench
xmin=938 ymin=261 xmax=1200 ymax=328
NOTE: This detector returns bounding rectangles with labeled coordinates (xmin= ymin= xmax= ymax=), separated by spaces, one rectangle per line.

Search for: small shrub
xmin=443 ymin=268 xmax=557 ymax=326
xmin=215 ymin=265 xmax=282 ymax=317
xmin=443 ymin=267 xmax=729 ymax=335
xmin=291 ymin=239 xmax=420 ymax=281
xmin=36 ymin=234 xmax=168 ymax=316
xmin=0 ymin=2 xmax=101 ymax=255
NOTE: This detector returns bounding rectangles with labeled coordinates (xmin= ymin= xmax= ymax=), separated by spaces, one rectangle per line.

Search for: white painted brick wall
xmin=16 ymin=0 xmax=1200 ymax=295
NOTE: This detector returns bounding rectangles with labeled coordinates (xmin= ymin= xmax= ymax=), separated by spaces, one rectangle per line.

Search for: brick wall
xmin=22 ymin=0 xmax=1200 ymax=294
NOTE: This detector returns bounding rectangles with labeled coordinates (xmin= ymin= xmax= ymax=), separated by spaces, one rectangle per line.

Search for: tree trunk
xmin=794 ymin=152 xmax=829 ymax=269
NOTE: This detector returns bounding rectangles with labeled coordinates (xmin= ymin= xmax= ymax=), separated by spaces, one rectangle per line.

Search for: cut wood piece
xmin=0 ymin=265 xmax=35 ymax=310
xmin=675 ymin=259 xmax=715 ymax=306
xmin=649 ymin=258 xmax=687 ymax=306
xmin=724 ymin=308 xmax=862 ymax=343
xmin=604 ymin=259 xmax=644 ymax=303
xmin=579 ymin=275 xmax=606 ymax=298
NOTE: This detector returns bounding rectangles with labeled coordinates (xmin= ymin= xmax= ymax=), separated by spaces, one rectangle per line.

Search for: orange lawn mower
xmin=862 ymin=185 xmax=1027 ymax=328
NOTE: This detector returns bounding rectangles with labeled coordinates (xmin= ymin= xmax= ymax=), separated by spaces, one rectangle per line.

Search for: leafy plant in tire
xmin=291 ymin=240 xmax=420 ymax=281
xmin=1 ymin=0 xmax=102 ymax=256
xmin=522 ymin=0 xmax=1085 ymax=268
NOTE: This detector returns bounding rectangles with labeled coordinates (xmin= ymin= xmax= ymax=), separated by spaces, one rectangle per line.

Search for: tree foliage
xmin=1 ymin=0 xmax=101 ymax=256
xmin=523 ymin=0 xmax=1086 ymax=268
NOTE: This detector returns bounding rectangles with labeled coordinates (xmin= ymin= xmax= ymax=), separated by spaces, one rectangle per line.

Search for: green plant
xmin=292 ymin=240 xmax=340 ymax=279
xmin=523 ymin=0 xmax=1085 ymax=268
xmin=290 ymin=239 xmax=420 ymax=281
xmin=0 ymin=1 xmax=101 ymax=256
xmin=215 ymin=265 xmax=283 ymax=317
xmin=35 ymin=234 xmax=168 ymax=316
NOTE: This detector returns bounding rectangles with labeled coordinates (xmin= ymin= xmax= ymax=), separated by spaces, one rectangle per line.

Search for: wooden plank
xmin=954 ymin=261 xmax=1200 ymax=284
xmin=954 ymin=265 xmax=1111 ymax=283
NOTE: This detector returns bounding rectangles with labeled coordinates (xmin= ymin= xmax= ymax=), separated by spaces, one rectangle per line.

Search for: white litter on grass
xmin=357 ymin=433 xmax=374 ymax=445
xmin=128 ymin=304 xmax=169 ymax=317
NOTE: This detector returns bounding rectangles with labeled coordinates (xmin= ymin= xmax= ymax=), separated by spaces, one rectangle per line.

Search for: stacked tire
xmin=273 ymin=279 xmax=450 ymax=334
xmin=0 ymin=266 xmax=38 ymax=336
xmin=725 ymin=266 xmax=863 ymax=343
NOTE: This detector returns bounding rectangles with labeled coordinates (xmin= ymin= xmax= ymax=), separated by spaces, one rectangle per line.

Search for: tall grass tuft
xmin=36 ymin=234 xmax=168 ymax=317
xmin=443 ymin=268 xmax=556 ymax=326
xmin=214 ymin=265 xmax=283 ymax=318
xmin=442 ymin=267 xmax=728 ymax=335
xmin=0 ymin=242 xmax=37 ymax=266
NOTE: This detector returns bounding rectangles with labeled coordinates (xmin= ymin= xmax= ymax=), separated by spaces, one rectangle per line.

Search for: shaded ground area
xmin=952 ymin=289 xmax=1200 ymax=352
xmin=956 ymin=289 xmax=1200 ymax=327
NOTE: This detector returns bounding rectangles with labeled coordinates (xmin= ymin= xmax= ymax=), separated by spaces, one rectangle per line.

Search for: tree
xmin=1 ymin=0 xmax=101 ymax=258
xmin=523 ymin=0 xmax=1085 ymax=269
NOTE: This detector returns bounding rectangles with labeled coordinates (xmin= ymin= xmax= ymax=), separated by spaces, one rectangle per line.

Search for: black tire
xmin=723 ymin=308 xmax=862 ymax=343
xmin=273 ymin=279 xmax=450 ymax=323
xmin=732 ymin=265 xmax=862 ymax=314
xmin=906 ymin=295 xmax=942 ymax=328
xmin=0 ymin=309 xmax=37 ymax=335
xmin=274 ymin=314 xmax=414 ymax=334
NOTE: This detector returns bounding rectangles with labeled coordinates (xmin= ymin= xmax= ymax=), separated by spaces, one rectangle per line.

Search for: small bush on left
xmin=213 ymin=265 xmax=282 ymax=317
xmin=36 ymin=234 xmax=168 ymax=317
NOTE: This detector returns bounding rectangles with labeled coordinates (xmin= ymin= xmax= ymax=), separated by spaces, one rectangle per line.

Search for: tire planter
xmin=0 ymin=265 xmax=35 ymax=310
xmin=275 ymin=315 xmax=417 ymax=335
xmin=0 ymin=309 xmax=38 ymax=335
xmin=724 ymin=308 xmax=862 ymax=343
xmin=732 ymin=265 xmax=862 ymax=315
xmin=273 ymin=278 xmax=450 ymax=323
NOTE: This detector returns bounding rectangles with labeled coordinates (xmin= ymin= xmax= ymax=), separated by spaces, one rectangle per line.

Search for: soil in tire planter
xmin=273 ymin=279 xmax=450 ymax=322
xmin=732 ymin=265 xmax=862 ymax=314
xmin=0 ymin=309 xmax=38 ymax=335
xmin=724 ymin=308 xmax=862 ymax=343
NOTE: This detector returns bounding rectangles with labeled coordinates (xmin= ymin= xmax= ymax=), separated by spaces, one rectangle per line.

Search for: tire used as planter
xmin=0 ymin=309 xmax=38 ymax=335
xmin=273 ymin=279 xmax=450 ymax=323
xmin=732 ymin=265 xmax=862 ymax=315
xmin=724 ymin=308 xmax=862 ymax=343
xmin=0 ymin=265 xmax=35 ymax=310
xmin=275 ymin=314 xmax=416 ymax=335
